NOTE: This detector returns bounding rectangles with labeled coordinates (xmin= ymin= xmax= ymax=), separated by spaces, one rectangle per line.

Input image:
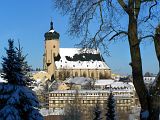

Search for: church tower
xmin=43 ymin=20 xmax=60 ymax=77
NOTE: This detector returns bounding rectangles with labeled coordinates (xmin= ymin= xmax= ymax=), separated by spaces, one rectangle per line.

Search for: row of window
xmin=49 ymin=104 xmax=131 ymax=111
xmin=49 ymin=99 xmax=133 ymax=104
xmin=49 ymin=100 xmax=107 ymax=104
xmin=60 ymin=60 xmax=95 ymax=64
xmin=59 ymin=64 xmax=101 ymax=68
xmin=144 ymin=78 xmax=155 ymax=81
xmin=117 ymin=99 xmax=132 ymax=104
xmin=55 ymin=71 xmax=110 ymax=79
xmin=117 ymin=106 xmax=130 ymax=111
xmin=49 ymin=92 xmax=132 ymax=97
xmin=49 ymin=93 xmax=108 ymax=97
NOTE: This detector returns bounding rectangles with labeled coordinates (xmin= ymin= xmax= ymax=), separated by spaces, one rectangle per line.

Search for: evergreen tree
xmin=93 ymin=104 xmax=102 ymax=120
xmin=1 ymin=40 xmax=18 ymax=84
xmin=15 ymin=41 xmax=31 ymax=86
xmin=106 ymin=92 xmax=116 ymax=120
xmin=0 ymin=39 xmax=43 ymax=120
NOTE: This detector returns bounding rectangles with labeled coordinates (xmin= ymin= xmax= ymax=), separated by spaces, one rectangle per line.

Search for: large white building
xmin=43 ymin=21 xmax=111 ymax=80
xmin=48 ymin=89 xmax=136 ymax=112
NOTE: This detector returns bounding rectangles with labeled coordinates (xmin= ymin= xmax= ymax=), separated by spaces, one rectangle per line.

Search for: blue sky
xmin=0 ymin=0 xmax=158 ymax=75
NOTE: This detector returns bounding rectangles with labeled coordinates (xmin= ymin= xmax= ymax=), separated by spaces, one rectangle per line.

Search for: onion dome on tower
xmin=44 ymin=20 xmax=60 ymax=40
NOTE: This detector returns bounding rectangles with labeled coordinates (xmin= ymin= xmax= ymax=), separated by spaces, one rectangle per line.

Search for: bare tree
xmin=53 ymin=0 xmax=160 ymax=119
xmin=62 ymin=90 xmax=83 ymax=120
xmin=62 ymin=103 xmax=83 ymax=120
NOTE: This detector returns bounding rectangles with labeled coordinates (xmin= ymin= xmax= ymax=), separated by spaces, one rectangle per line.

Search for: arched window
xmin=83 ymin=72 xmax=86 ymax=77
xmin=99 ymin=72 xmax=104 ymax=79
xmin=59 ymin=72 xmax=63 ymax=80
xmin=75 ymin=72 xmax=78 ymax=77
xmin=91 ymin=72 xmax=94 ymax=78
xmin=105 ymin=71 xmax=109 ymax=79
xmin=66 ymin=71 xmax=70 ymax=78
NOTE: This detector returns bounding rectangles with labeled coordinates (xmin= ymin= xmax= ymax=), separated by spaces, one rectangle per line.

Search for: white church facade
xmin=43 ymin=21 xmax=111 ymax=80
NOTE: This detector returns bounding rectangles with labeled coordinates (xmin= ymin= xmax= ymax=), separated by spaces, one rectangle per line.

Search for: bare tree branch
xmin=118 ymin=0 xmax=129 ymax=13
xmin=144 ymin=0 xmax=157 ymax=22
xmin=141 ymin=0 xmax=156 ymax=3
xmin=135 ymin=0 xmax=141 ymax=19
xmin=139 ymin=35 xmax=154 ymax=41
xmin=109 ymin=31 xmax=128 ymax=41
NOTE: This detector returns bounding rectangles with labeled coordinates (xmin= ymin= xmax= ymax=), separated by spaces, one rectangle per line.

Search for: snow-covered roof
xmin=31 ymin=71 xmax=48 ymax=75
xmin=55 ymin=48 xmax=110 ymax=70
xmin=64 ymin=77 xmax=92 ymax=85
xmin=49 ymin=29 xmax=55 ymax=33
xmin=49 ymin=90 xmax=134 ymax=96
xmin=95 ymin=80 xmax=134 ymax=90
xmin=128 ymin=82 xmax=134 ymax=87
xmin=110 ymin=82 xmax=133 ymax=89
xmin=49 ymin=90 xmax=115 ymax=94
xmin=95 ymin=79 xmax=114 ymax=86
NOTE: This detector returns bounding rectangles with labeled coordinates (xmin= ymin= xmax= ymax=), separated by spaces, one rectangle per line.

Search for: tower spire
xmin=50 ymin=18 xmax=53 ymax=30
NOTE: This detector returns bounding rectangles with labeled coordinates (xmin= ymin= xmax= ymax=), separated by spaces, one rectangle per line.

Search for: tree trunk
xmin=148 ymin=96 xmax=160 ymax=120
xmin=148 ymin=25 xmax=160 ymax=120
xmin=128 ymin=15 xmax=150 ymax=120
xmin=153 ymin=26 xmax=160 ymax=93
xmin=154 ymin=26 xmax=160 ymax=68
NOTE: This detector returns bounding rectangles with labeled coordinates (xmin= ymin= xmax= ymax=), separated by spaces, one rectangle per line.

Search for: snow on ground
xmin=40 ymin=108 xmax=64 ymax=116
xmin=0 ymin=75 xmax=7 ymax=83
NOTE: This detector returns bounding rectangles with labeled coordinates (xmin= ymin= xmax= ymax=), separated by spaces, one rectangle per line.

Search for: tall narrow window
xmin=75 ymin=72 xmax=78 ymax=77
xmin=99 ymin=72 xmax=104 ymax=79
xmin=83 ymin=72 xmax=86 ymax=77
xmin=91 ymin=72 xmax=94 ymax=78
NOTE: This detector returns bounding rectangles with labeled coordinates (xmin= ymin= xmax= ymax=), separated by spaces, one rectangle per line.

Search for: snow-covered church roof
xmin=55 ymin=48 xmax=110 ymax=70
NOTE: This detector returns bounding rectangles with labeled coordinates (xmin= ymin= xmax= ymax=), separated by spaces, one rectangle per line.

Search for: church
xmin=43 ymin=21 xmax=111 ymax=80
